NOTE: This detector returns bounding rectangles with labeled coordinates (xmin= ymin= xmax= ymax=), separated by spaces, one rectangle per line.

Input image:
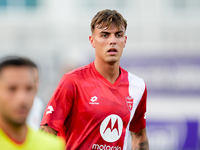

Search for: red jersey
xmin=41 ymin=62 xmax=147 ymax=150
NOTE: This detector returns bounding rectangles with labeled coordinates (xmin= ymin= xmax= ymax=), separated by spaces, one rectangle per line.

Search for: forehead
xmin=0 ymin=66 xmax=35 ymax=85
xmin=94 ymin=23 xmax=125 ymax=33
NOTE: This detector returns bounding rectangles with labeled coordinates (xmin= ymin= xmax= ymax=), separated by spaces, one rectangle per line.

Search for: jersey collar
xmin=90 ymin=61 xmax=123 ymax=88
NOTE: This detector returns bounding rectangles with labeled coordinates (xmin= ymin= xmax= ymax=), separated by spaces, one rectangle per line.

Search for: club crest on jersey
xmin=125 ymin=96 xmax=133 ymax=111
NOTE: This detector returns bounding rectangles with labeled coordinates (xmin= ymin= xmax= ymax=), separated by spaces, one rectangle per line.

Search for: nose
xmin=109 ymin=34 xmax=116 ymax=45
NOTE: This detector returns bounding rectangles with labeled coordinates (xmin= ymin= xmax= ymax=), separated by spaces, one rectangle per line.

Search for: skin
xmin=89 ymin=23 xmax=127 ymax=84
xmin=33 ymin=67 xmax=39 ymax=90
xmin=40 ymin=23 xmax=149 ymax=150
xmin=131 ymin=128 xmax=149 ymax=150
xmin=0 ymin=66 xmax=37 ymax=143
xmin=39 ymin=125 xmax=58 ymax=135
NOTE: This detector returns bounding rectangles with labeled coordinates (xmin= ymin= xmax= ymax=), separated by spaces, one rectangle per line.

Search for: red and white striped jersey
xmin=41 ymin=62 xmax=147 ymax=150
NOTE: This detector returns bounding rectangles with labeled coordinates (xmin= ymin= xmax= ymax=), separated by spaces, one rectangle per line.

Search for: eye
xmin=116 ymin=34 xmax=123 ymax=37
xmin=8 ymin=86 xmax=17 ymax=92
xmin=26 ymin=85 xmax=34 ymax=92
xmin=101 ymin=34 xmax=108 ymax=38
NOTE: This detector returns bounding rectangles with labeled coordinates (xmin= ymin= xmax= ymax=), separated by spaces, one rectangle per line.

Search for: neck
xmin=94 ymin=59 xmax=120 ymax=84
xmin=0 ymin=116 xmax=27 ymax=144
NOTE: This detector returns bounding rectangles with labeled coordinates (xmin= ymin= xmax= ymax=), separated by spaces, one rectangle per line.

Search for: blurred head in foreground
xmin=0 ymin=56 xmax=37 ymax=127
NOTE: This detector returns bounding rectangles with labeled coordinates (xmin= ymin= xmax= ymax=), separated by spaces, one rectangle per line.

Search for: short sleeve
xmin=129 ymin=87 xmax=147 ymax=133
xmin=41 ymin=74 xmax=75 ymax=134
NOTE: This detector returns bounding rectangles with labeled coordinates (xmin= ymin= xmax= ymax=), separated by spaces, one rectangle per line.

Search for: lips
xmin=16 ymin=108 xmax=29 ymax=116
xmin=107 ymin=48 xmax=118 ymax=55
xmin=108 ymin=48 xmax=117 ymax=52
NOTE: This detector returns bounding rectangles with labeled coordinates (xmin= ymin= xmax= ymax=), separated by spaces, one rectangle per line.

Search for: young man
xmin=40 ymin=9 xmax=149 ymax=150
xmin=0 ymin=56 xmax=65 ymax=150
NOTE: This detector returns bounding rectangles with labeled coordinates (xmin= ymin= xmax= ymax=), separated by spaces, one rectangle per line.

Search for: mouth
xmin=108 ymin=48 xmax=117 ymax=52
xmin=107 ymin=48 xmax=118 ymax=55
xmin=16 ymin=108 xmax=29 ymax=116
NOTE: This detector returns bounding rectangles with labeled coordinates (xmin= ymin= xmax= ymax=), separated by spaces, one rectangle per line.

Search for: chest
xmin=72 ymin=79 xmax=133 ymax=125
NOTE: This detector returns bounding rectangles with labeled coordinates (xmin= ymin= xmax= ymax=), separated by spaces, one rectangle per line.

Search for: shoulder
xmin=121 ymin=67 xmax=145 ymax=88
xmin=65 ymin=63 xmax=91 ymax=77
xmin=121 ymin=68 xmax=146 ymax=97
xmin=29 ymin=128 xmax=65 ymax=150
xmin=128 ymin=72 xmax=145 ymax=86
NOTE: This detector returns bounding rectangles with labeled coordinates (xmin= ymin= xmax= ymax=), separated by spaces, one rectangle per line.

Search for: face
xmin=89 ymin=23 xmax=127 ymax=64
xmin=0 ymin=66 xmax=36 ymax=127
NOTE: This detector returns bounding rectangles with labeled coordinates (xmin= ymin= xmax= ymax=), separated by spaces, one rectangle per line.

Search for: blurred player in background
xmin=40 ymin=9 xmax=149 ymax=150
xmin=0 ymin=56 xmax=64 ymax=150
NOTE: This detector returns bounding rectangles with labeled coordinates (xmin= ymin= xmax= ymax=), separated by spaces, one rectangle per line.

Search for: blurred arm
xmin=130 ymin=128 xmax=149 ymax=150
xmin=39 ymin=125 xmax=58 ymax=135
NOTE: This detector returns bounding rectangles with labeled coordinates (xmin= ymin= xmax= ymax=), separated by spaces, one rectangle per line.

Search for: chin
xmin=14 ymin=119 xmax=26 ymax=126
xmin=106 ymin=58 xmax=119 ymax=64
xmin=13 ymin=115 xmax=27 ymax=125
xmin=6 ymin=117 xmax=26 ymax=127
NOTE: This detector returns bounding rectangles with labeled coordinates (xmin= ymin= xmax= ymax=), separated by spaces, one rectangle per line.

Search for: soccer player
xmin=40 ymin=9 xmax=149 ymax=150
xmin=0 ymin=56 xmax=65 ymax=150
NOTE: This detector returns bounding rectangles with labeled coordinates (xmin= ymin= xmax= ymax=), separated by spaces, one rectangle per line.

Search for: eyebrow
xmin=100 ymin=31 xmax=124 ymax=34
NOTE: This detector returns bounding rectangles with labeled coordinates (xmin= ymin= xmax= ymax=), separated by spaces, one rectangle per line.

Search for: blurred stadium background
xmin=0 ymin=0 xmax=199 ymax=149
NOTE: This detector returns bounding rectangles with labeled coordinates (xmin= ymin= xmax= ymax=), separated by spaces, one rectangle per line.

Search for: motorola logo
xmin=100 ymin=114 xmax=123 ymax=143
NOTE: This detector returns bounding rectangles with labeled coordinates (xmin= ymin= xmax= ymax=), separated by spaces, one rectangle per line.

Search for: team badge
xmin=125 ymin=96 xmax=133 ymax=111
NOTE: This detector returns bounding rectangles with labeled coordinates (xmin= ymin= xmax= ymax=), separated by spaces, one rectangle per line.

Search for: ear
xmin=89 ymin=35 xmax=95 ymax=48
xmin=123 ymin=36 xmax=127 ymax=48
